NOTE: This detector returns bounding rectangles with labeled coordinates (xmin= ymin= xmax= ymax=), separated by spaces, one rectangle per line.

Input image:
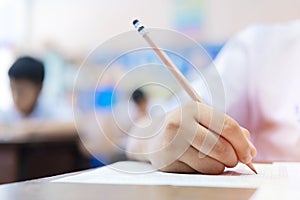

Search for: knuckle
xmin=163 ymin=121 xmax=181 ymax=145
xmin=222 ymin=117 xmax=239 ymax=134
xmin=243 ymin=128 xmax=251 ymax=139
xmin=165 ymin=120 xmax=180 ymax=131
xmin=213 ymin=140 xmax=229 ymax=156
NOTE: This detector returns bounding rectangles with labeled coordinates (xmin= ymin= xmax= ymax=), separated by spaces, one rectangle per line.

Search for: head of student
xmin=131 ymin=88 xmax=148 ymax=108
xmin=8 ymin=56 xmax=45 ymax=116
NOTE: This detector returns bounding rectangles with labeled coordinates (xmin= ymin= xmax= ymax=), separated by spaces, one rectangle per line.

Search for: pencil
xmin=132 ymin=19 xmax=257 ymax=174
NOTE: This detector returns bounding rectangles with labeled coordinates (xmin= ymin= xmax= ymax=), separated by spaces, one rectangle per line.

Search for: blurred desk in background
xmin=0 ymin=133 xmax=89 ymax=184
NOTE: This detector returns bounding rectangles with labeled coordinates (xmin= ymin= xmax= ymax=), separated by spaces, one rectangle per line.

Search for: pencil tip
xmin=246 ymin=163 xmax=258 ymax=174
xmin=253 ymin=169 xmax=258 ymax=174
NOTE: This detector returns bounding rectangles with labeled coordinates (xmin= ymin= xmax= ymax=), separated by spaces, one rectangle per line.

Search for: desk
xmin=1 ymin=161 xmax=299 ymax=199
xmin=0 ymin=161 xmax=300 ymax=200
xmin=0 ymin=134 xmax=89 ymax=184
xmin=0 ymin=175 xmax=255 ymax=200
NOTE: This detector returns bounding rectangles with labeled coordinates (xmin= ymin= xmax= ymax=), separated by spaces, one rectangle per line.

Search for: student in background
xmin=131 ymin=88 xmax=149 ymax=121
xmin=126 ymin=19 xmax=300 ymax=174
xmin=0 ymin=56 xmax=75 ymax=138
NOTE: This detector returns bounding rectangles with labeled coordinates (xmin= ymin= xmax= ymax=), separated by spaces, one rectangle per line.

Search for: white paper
xmin=52 ymin=161 xmax=291 ymax=188
xmin=250 ymin=162 xmax=300 ymax=199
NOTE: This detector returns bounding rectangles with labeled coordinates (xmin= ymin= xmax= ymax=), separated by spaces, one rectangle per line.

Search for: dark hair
xmin=8 ymin=56 xmax=45 ymax=84
xmin=131 ymin=89 xmax=146 ymax=105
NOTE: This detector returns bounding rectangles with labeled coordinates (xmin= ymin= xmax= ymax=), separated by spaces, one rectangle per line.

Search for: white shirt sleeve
xmin=213 ymin=26 xmax=259 ymax=128
xmin=155 ymin=26 xmax=259 ymax=129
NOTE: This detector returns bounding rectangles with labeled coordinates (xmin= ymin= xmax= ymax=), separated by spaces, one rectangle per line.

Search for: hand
xmin=126 ymin=102 xmax=256 ymax=174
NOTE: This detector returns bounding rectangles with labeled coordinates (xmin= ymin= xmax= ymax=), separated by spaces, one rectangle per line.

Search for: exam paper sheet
xmin=250 ymin=162 xmax=300 ymax=199
xmin=52 ymin=161 xmax=292 ymax=189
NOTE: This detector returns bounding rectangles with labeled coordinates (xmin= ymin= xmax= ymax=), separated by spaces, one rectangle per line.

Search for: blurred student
xmin=0 ymin=56 xmax=75 ymax=138
xmin=126 ymin=19 xmax=300 ymax=174
xmin=131 ymin=88 xmax=149 ymax=121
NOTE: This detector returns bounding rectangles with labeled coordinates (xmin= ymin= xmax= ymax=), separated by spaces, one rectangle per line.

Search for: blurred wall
xmin=30 ymin=0 xmax=173 ymax=54
xmin=203 ymin=0 xmax=300 ymax=42
xmin=1 ymin=0 xmax=300 ymax=55
xmin=28 ymin=0 xmax=300 ymax=54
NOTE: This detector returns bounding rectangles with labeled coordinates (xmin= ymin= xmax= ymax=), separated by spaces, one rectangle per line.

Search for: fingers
xmin=241 ymin=127 xmax=257 ymax=157
xmin=241 ymin=127 xmax=250 ymax=139
xmin=179 ymin=146 xmax=225 ymax=174
xmin=190 ymin=102 xmax=256 ymax=164
xmin=190 ymin=123 xmax=238 ymax=167
xmin=249 ymin=140 xmax=257 ymax=157
xmin=220 ymin=119 xmax=253 ymax=163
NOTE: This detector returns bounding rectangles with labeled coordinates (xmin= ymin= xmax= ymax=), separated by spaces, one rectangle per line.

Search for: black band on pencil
xmin=133 ymin=19 xmax=139 ymax=26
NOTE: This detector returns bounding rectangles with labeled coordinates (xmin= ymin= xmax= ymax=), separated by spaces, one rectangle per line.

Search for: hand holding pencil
xmin=130 ymin=19 xmax=257 ymax=174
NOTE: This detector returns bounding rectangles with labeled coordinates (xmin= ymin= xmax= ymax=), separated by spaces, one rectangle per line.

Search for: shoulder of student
xmin=230 ymin=19 xmax=300 ymax=49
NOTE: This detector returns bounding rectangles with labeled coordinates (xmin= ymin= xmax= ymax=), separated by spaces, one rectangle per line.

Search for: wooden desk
xmin=0 ymin=134 xmax=89 ymax=184
xmin=0 ymin=174 xmax=256 ymax=200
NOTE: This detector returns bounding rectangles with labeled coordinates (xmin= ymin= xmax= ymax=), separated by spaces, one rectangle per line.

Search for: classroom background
xmin=1 ymin=0 xmax=300 ymax=110
xmin=1 ymin=0 xmax=300 ymax=184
